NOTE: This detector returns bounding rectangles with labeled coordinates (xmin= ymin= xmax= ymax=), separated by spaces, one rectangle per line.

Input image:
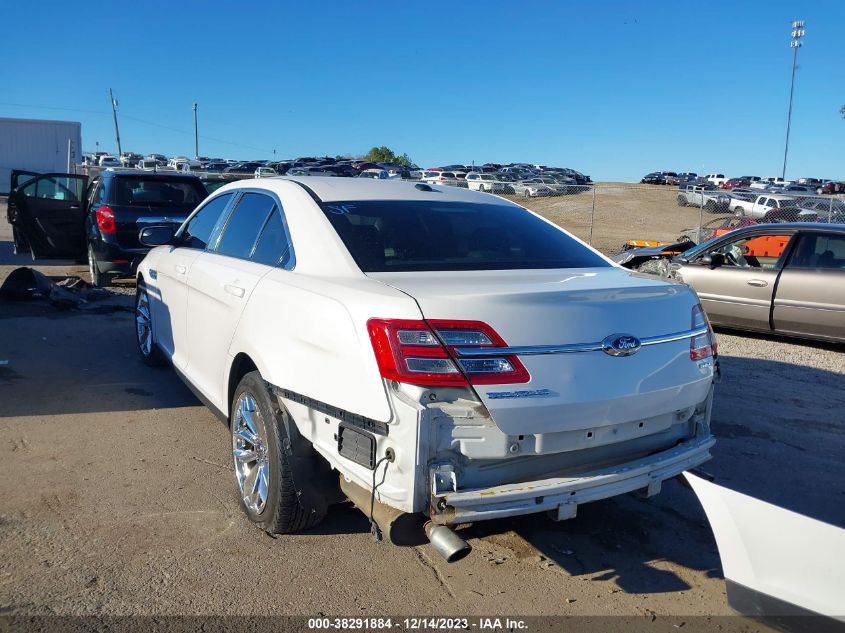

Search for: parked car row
xmin=644 ymin=171 xmax=845 ymax=195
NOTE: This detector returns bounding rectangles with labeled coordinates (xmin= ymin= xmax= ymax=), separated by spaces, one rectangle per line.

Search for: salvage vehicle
xmin=465 ymin=172 xmax=506 ymax=193
xmin=730 ymin=193 xmax=803 ymax=221
xmin=670 ymin=224 xmax=845 ymax=343
xmin=512 ymin=180 xmax=553 ymax=197
xmin=676 ymin=184 xmax=732 ymax=213
xmin=132 ymin=178 xmax=718 ymax=559
xmin=6 ymin=169 xmax=208 ymax=285
xmin=818 ymin=180 xmax=845 ymax=195
xmin=640 ymin=172 xmax=668 ymax=185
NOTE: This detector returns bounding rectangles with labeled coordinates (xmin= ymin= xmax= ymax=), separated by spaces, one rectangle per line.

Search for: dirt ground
xmin=506 ymin=183 xmax=725 ymax=255
xmin=0 ymin=196 xmax=843 ymax=626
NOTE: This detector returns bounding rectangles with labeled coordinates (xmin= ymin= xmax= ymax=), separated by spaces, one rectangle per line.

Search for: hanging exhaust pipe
xmin=425 ymin=521 xmax=471 ymax=562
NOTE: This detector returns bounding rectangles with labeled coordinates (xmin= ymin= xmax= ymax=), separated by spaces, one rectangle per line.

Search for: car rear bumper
xmin=429 ymin=434 xmax=715 ymax=525
xmin=91 ymin=240 xmax=149 ymax=275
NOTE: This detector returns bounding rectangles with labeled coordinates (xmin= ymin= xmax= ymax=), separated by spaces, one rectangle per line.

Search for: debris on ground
xmin=0 ymin=267 xmax=111 ymax=309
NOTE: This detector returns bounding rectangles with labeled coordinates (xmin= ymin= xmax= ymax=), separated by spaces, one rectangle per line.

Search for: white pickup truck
xmin=729 ymin=193 xmax=802 ymax=221
xmin=750 ymin=177 xmax=791 ymax=190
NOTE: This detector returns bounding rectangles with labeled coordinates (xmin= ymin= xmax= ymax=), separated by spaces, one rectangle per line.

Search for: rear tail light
xmin=367 ymin=319 xmax=529 ymax=387
xmin=690 ymin=304 xmax=717 ymax=360
xmin=95 ymin=206 xmax=116 ymax=234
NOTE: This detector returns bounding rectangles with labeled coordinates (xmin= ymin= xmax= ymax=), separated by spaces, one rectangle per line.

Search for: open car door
xmin=7 ymin=171 xmax=88 ymax=259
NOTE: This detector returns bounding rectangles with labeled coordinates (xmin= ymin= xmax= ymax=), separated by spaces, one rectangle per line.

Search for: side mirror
xmin=700 ymin=252 xmax=725 ymax=268
xmin=139 ymin=225 xmax=176 ymax=247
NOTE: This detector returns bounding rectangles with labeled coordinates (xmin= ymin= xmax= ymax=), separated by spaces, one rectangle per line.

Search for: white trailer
xmin=0 ymin=117 xmax=82 ymax=194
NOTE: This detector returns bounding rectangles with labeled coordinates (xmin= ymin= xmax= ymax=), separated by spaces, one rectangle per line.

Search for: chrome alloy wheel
xmin=135 ymin=288 xmax=153 ymax=356
xmin=232 ymin=393 xmax=270 ymax=515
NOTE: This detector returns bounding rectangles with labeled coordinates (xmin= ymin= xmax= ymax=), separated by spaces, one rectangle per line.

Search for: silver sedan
xmin=674 ymin=223 xmax=845 ymax=343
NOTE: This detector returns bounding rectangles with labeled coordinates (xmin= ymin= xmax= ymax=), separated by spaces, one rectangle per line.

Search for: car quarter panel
xmin=229 ymin=270 xmax=423 ymax=424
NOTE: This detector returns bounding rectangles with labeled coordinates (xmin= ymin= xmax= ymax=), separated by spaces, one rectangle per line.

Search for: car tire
xmin=231 ymin=371 xmax=326 ymax=534
xmin=135 ymin=280 xmax=167 ymax=367
xmin=677 ymin=196 xmax=687 ymax=207
xmin=816 ymin=187 xmax=823 ymax=195
xmin=88 ymin=245 xmax=111 ymax=287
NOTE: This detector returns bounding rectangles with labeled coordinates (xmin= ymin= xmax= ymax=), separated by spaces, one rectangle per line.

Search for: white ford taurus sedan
xmin=135 ymin=177 xmax=717 ymax=560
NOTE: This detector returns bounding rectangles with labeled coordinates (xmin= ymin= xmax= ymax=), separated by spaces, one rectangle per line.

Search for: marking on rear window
xmin=326 ymin=204 xmax=356 ymax=215
xmin=486 ymin=389 xmax=557 ymax=400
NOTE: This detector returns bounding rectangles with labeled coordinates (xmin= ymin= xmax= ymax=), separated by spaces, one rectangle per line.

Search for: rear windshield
xmin=111 ymin=176 xmax=207 ymax=207
xmin=320 ymin=200 xmax=609 ymax=272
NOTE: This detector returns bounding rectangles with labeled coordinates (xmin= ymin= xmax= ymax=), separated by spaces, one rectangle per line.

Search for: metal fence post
xmin=698 ymin=188 xmax=705 ymax=243
xmin=829 ymin=195 xmax=834 ymax=223
xmin=589 ymin=185 xmax=596 ymax=245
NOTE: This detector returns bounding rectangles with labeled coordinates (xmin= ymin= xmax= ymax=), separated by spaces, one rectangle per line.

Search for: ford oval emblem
xmin=601 ymin=334 xmax=641 ymax=357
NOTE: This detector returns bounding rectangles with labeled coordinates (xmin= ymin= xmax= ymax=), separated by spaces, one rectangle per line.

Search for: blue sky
xmin=1 ymin=0 xmax=842 ymax=181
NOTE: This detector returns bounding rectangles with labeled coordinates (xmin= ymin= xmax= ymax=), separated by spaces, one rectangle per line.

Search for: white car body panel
xmin=686 ymin=472 xmax=845 ymax=622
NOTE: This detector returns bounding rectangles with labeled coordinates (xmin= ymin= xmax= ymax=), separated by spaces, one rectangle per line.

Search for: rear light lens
xmin=367 ymin=319 xmax=529 ymax=387
xmin=96 ymin=206 xmax=116 ymax=234
xmin=690 ymin=304 xmax=717 ymax=360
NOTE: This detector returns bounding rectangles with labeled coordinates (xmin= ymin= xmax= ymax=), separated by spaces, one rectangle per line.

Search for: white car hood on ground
xmin=368 ymin=268 xmax=713 ymax=435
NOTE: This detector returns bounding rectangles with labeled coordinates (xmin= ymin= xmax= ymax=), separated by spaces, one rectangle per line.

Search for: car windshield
xmin=320 ymin=200 xmax=609 ymax=272
xmin=113 ymin=176 xmax=206 ymax=207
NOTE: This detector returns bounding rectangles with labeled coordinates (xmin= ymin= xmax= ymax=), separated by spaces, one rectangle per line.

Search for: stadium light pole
xmin=109 ymin=88 xmax=122 ymax=157
xmin=781 ymin=20 xmax=805 ymax=180
xmin=193 ymin=103 xmax=199 ymax=159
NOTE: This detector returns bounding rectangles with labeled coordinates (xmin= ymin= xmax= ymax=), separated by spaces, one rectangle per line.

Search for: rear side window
xmin=788 ymin=233 xmax=845 ymax=270
xmin=320 ymin=200 xmax=609 ymax=272
xmin=109 ymin=176 xmax=206 ymax=206
xmin=215 ymin=193 xmax=276 ymax=259
xmin=252 ymin=207 xmax=293 ymax=267
xmin=182 ymin=193 xmax=234 ymax=250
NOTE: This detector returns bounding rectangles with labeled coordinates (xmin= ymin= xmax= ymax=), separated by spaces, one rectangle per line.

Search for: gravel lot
xmin=0 ymin=196 xmax=842 ymax=625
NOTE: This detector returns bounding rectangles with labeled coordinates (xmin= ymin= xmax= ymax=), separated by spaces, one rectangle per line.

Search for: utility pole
xmin=109 ymin=88 xmax=122 ymax=156
xmin=193 ymin=102 xmax=199 ymax=159
xmin=782 ymin=20 xmax=805 ymax=180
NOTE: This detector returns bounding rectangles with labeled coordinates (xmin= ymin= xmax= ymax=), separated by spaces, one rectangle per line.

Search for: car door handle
xmin=224 ymin=284 xmax=245 ymax=298
xmin=747 ymin=279 xmax=768 ymax=287
xmin=175 ymin=264 xmax=187 ymax=275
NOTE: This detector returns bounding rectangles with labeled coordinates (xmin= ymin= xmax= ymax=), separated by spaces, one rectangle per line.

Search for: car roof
xmin=102 ymin=169 xmax=202 ymax=180
xmin=728 ymin=222 xmax=845 ymax=234
xmin=214 ymin=176 xmax=514 ymax=204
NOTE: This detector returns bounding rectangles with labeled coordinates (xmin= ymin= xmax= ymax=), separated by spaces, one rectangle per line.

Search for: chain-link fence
xmin=486 ymin=182 xmax=844 ymax=256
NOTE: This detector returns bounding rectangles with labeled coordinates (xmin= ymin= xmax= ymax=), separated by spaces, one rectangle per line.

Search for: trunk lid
xmin=369 ymin=268 xmax=713 ymax=435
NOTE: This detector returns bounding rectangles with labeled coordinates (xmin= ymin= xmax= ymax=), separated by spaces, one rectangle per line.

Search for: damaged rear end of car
xmin=307 ymin=191 xmax=718 ymax=549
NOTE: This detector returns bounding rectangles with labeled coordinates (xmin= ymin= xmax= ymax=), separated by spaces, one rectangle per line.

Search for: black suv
xmin=7 ymin=169 xmax=208 ymax=286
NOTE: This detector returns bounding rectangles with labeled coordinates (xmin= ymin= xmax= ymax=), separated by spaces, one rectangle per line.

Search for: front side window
xmin=709 ymin=233 xmax=793 ymax=269
xmin=181 ymin=192 xmax=234 ymax=250
xmin=21 ymin=176 xmax=82 ymax=201
xmin=788 ymin=233 xmax=845 ymax=270
xmin=215 ymin=193 xmax=277 ymax=260
xmin=320 ymin=200 xmax=610 ymax=272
